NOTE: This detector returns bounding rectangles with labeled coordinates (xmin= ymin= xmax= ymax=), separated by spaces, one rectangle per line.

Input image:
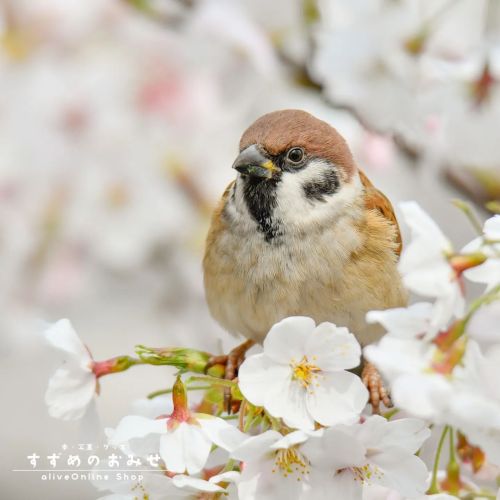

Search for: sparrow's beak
xmin=232 ymin=145 xmax=278 ymax=179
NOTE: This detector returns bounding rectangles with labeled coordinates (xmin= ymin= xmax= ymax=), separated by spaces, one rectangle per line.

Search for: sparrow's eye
xmin=286 ymin=147 xmax=304 ymax=164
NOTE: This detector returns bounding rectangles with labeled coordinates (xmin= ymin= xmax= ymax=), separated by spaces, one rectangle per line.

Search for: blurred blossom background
xmin=1 ymin=0 xmax=499 ymax=498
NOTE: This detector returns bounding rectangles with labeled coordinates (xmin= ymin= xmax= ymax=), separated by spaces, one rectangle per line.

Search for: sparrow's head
xmin=229 ymin=110 xmax=362 ymax=240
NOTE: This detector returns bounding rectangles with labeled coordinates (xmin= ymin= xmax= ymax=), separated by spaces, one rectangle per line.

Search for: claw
xmin=224 ymin=339 xmax=255 ymax=413
xmin=362 ymin=362 xmax=392 ymax=414
xmin=204 ymin=354 xmax=228 ymax=372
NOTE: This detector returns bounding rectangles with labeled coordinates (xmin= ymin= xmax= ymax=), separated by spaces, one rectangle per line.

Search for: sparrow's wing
xmin=359 ymin=170 xmax=402 ymax=257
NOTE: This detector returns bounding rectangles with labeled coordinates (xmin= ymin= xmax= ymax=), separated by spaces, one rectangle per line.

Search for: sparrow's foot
xmin=206 ymin=340 xmax=255 ymax=414
xmin=224 ymin=340 xmax=255 ymax=380
xmin=204 ymin=354 xmax=228 ymax=370
xmin=362 ymin=362 xmax=392 ymax=414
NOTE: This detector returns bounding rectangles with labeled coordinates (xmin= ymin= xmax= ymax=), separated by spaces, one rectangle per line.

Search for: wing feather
xmin=359 ymin=170 xmax=402 ymax=257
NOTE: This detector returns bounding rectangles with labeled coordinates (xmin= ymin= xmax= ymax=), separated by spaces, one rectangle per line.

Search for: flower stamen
xmin=290 ymin=355 xmax=321 ymax=390
xmin=351 ymin=463 xmax=384 ymax=484
xmin=272 ymin=447 xmax=310 ymax=479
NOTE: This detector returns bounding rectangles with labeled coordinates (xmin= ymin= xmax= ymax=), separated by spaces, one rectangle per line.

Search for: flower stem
xmin=383 ymin=408 xmax=400 ymax=420
xmin=443 ymin=428 xmax=460 ymax=495
xmin=187 ymin=375 xmax=236 ymax=388
xmin=449 ymin=427 xmax=456 ymax=462
xmin=238 ymin=399 xmax=248 ymax=432
xmin=427 ymin=425 xmax=450 ymax=494
xmin=147 ymin=385 xmax=211 ymax=399
xmin=452 ymin=199 xmax=484 ymax=235
xmin=463 ymin=284 xmax=500 ymax=326
xmin=92 ymin=356 xmax=145 ymax=378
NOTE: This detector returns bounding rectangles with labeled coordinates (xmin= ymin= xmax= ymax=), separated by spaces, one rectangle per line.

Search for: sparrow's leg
xmin=205 ymin=339 xmax=255 ymax=413
xmin=362 ymin=361 xmax=392 ymax=414
xmin=204 ymin=354 xmax=228 ymax=368
xmin=224 ymin=339 xmax=255 ymax=380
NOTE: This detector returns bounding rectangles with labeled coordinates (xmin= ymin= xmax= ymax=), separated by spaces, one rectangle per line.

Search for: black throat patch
xmin=241 ymin=177 xmax=282 ymax=242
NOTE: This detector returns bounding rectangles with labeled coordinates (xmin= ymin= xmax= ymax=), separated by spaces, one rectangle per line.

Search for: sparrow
xmin=203 ymin=109 xmax=407 ymax=413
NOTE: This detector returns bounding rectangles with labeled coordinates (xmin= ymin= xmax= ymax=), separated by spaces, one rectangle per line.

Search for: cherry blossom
xmin=44 ymin=318 xmax=97 ymax=420
xmin=467 ymin=300 xmax=500 ymax=347
xmin=364 ymin=334 xmax=454 ymax=421
xmin=448 ymin=341 xmax=500 ymax=465
xmin=301 ymin=416 xmax=430 ymax=500
xmin=238 ymin=316 xmax=368 ymax=430
xmin=363 ymin=484 xmax=457 ymax=500
xmin=462 ymin=215 xmax=500 ymax=292
xmin=92 ymin=467 xmax=232 ymax=500
xmin=108 ymin=378 xmax=245 ymax=475
xmin=398 ymin=201 xmax=464 ymax=331
xmin=93 ymin=471 xmax=192 ymax=500
xmin=44 ymin=318 xmax=139 ymax=420
xmin=366 ymin=302 xmax=435 ymax=341
xmin=230 ymin=429 xmax=313 ymax=500
xmin=172 ymin=471 xmax=239 ymax=498
xmin=312 ymin=0 xmax=500 ymax=171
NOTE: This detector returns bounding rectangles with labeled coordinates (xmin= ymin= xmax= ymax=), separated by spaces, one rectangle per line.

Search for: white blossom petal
xmin=271 ymin=430 xmax=312 ymax=450
xmin=45 ymin=366 xmax=96 ymax=420
xmin=302 ymin=427 xmax=366 ymax=472
xmin=238 ymin=457 xmax=305 ymax=500
xmin=159 ymin=422 xmax=211 ymax=474
xmin=398 ymin=201 xmax=452 ymax=254
xmin=364 ymin=337 xmax=431 ymax=381
xmin=231 ymin=430 xmax=282 ymax=462
xmin=209 ymin=471 xmax=241 ymax=485
xmin=238 ymin=353 xmax=291 ymax=407
xmin=330 ymin=470 xmax=363 ymax=500
xmin=391 ymin=374 xmax=453 ymax=421
xmin=464 ymin=258 xmax=500 ymax=292
xmin=366 ymin=302 xmax=434 ymax=340
xmin=266 ymin=376 xmax=315 ymax=431
xmin=108 ymin=416 xmax=166 ymax=445
xmin=171 ymin=474 xmax=224 ymax=493
xmin=484 ymin=215 xmax=500 ymax=240
xmin=306 ymin=371 xmax=368 ymax=427
xmin=372 ymin=450 xmax=429 ymax=498
xmin=44 ymin=318 xmax=92 ymax=364
xmin=358 ymin=415 xmax=430 ymax=455
xmin=263 ymin=316 xmax=315 ymax=363
xmin=196 ymin=413 xmax=246 ymax=451
xmin=305 ymin=323 xmax=361 ymax=371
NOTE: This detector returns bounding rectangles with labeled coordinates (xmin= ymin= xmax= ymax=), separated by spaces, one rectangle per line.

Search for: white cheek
xmin=274 ymin=161 xmax=362 ymax=229
xmin=224 ymin=177 xmax=258 ymax=232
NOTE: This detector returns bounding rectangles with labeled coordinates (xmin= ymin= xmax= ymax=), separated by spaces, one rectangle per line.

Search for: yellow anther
xmin=291 ymin=355 xmax=321 ymax=389
xmin=273 ymin=447 xmax=310 ymax=478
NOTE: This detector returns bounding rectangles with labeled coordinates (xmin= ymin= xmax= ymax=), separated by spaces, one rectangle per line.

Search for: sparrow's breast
xmin=203 ymin=198 xmax=407 ymax=345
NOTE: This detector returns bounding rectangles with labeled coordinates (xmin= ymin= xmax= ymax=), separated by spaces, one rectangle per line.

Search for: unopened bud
xmin=168 ymin=376 xmax=191 ymax=428
xmin=136 ymin=346 xmax=211 ymax=373
xmin=441 ymin=458 xmax=461 ymax=495
xmin=449 ymin=252 xmax=487 ymax=275
xmin=433 ymin=320 xmax=465 ymax=352
xmin=457 ymin=432 xmax=485 ymax=473
xmin=92 ymin=356 xmax=136 ymax=378
xmin=432 ymin=337 xmax=467 ymax=375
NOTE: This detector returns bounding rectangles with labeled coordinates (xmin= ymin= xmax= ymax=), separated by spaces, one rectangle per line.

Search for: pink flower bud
xmin=449 ymin=252 xmax=487 ymax=275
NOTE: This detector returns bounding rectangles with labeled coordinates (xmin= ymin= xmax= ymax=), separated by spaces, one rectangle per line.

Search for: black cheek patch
xmin=302 ymin=169 xmax=340 ymax=202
